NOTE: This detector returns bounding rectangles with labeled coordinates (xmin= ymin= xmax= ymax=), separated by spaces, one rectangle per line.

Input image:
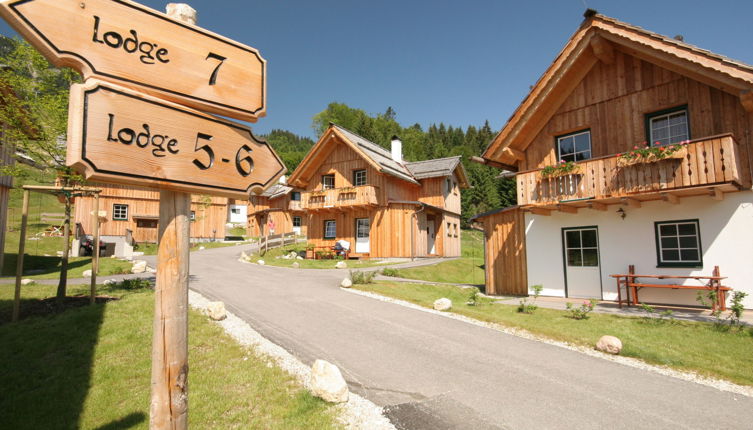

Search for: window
xmin=445 ymin=178 xmax=452 ymax=195
xmin=647 ymin=107 xmax=689 ymax=146
xmin=136 ymin=219 xmax=157 ymax=228
xmin=291 ymin=191 xmax=301 ymax=201
xmin=453 ymin=223 xmax=458 ymax=237
xmin=324 ymin=220 xmax=336 ymax=239
xmin=231 ymin=207 xmax=241 ymax=215
xmin=293 ymin=216 xmax=301 ymax=227
xmin=322 ymin=174 xmax=335 ymax=190
xmin=447 ymin=222 xmax=452 ymax=237
xmin=564 ymin=228 xmax=599 ymax=267
xmin=353 ymin=169 xmax=367 ymax=186
xmin=190 ymin=211 xmax=196 ymax=221
xmin=655 ymin=220 xmax=702 ymax=267
xmin=556 ymin=130 xmax=591 ymax=162
xmin=113 ymin=204 xmax=128 ymax=220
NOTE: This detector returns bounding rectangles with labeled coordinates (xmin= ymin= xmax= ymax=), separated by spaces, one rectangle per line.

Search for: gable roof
xmin=405 ymin=156 xmax=470 ymax=188
xmin=481 ymin=10 xmax=753 ymax=167
xmin=332 ymin=125 xmax=418 ymax=184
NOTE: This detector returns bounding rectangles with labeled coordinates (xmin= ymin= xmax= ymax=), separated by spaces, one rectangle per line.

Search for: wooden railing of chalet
xmin=516 ymin=134 xmax=743 ymax=206
xmin=288 ymin=200 xmax=302 ymax=211
xmin=302 ymin=185 xmax=379 ymax=210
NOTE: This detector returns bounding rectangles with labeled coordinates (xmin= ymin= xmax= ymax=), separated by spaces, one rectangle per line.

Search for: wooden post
xmin=12 ymin=189 xmax=29 ymax=322
xmin=149 ymin=5 xmax=195 ymax=430
xmin=90 ymin=193 xmax=100 ymax=304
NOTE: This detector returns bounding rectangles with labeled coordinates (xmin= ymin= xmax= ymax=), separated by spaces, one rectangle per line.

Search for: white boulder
xmin=257 ymin=259 xmax=265 ymax=265
xmin=335 ymin=261 xmax=347 ymax=269
xmin=103 ymin=279 xmax=117 ymax=286
xmin=292 ymin=262 xmax=300 ymax=269
xmin=207 ymin=301 xmax=227 ymax=321
xmin=340 ymin=278 xmax=352 ymax=288
xmin=131 ymin=260 xmax=147 ymax=274
xmin=20 ymin=278 xmax=34 ymax=286
xmin=596 ymin=335 xmax=623 ymax=355
xmin=309 ymin=359 xmax=349 ymax=403
xmin=198 ymin=246 xmax=205 ymax=250
xmin=433 ymin=298 xmax=452 ymax=311
xmin=82 ymin=269 xmax=92 ymax=277
xmin=240 ymin=251 xmax=248 ymax=259
xmin=296 ymin=256 xmax=303 ymax=260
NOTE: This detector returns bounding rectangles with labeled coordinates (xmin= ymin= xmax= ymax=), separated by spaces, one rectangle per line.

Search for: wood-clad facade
xmin=75 ymin=182 xmax=232 ymax=243
xmin=247 ymin=185 xmax=306 ymax=238
xmin=286 ymin=124 xmax=468 ymax=259
xmin=475 ymin=12 xmax=753 ymax=308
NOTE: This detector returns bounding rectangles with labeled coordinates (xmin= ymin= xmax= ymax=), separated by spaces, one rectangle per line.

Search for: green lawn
xmin=257 ymin=242 xmax=398 ymax=269
xmin=0 ymin=282 xmax=342 ymax=429
xmin=353 ymin=281 xmax=753 ymax=386
xmin=383 ymin=229 xmax=485 ymax=284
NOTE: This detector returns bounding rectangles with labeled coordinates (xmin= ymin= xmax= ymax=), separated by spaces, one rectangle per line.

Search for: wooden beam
xmin=590 ymin=35 xmax=614 ymax=65
xmin=621 ymin=197 xmax=641 ymax=208
xmin=502 ymin=147 xmax=526 ymax=161
xmin=556 ymin=204 xmax=578 ymax=214
xmin=740 ymin=90 xmax=753 ymax=113
xmin=661 ymin=193 xmax=679 ymax=204
xmin=587 ymin=201 xmax=607 ymax=211
xmin=529 ymin=207 xmax=552 ymax=216
xmin=469 ymin=156 xmax=518 ymax=172
xmin=710 ymin=187 xmax=724 ymax=201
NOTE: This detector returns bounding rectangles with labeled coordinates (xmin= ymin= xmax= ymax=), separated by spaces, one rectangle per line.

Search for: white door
xmin=355 ymin=218 xmax=370 ymax=253
xmin=563 ymin=227 xmax=602 ymax=299
xmin=427 ymin=221 xmax=436 ymax=254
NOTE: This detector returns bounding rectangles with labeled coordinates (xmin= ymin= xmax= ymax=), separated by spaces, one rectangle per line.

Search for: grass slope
xmin=0 ymin=282 xmax=341 ymax=429
xmin=354 ymin=281 xmax=753 ymax=386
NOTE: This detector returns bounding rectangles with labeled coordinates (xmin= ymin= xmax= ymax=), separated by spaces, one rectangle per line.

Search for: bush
xmin=565 ymin=299 xmax=596 ymax=320
xmin=118 ymin=278 xmax=152 ymax=290
xmin=381 ymin=268 xmax=401 ymax=277
xmin=466 ymin=287 xmax=481 ymax=306
xmin=517 ymin=284 xmax=543 ymax=314
xmin=350 ymin=270 xmax=375 ymax=285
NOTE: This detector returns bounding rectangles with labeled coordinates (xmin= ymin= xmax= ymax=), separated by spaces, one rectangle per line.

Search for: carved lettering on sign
xmin=92 ymin=16 xmax=169 ymax=65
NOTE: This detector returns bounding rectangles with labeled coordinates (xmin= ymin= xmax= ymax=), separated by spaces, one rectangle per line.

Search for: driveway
xmin=180 ymin=245 xmax=752 ymax=429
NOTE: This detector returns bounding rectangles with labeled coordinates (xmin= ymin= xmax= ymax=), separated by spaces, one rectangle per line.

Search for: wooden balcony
xmin=517 ymin=134 xmax=744 ymax=208
xmin=288 ymin=200 xmax=302 ymax=211
xmin=302 ymin=185 xmax=379 ymax=211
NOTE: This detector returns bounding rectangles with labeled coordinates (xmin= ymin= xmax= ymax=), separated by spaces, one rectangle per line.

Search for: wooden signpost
xmin=1 ymin=1 xmax=282 ymax=428
xmin=0 ymin=0 xmax=267 ymax=121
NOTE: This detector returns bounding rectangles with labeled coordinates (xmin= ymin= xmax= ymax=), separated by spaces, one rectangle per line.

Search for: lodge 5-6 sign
xmin=67 ymin=80 xmax=285 ymax=199
xmin=0 ymin=0 xmax=266 ymax=121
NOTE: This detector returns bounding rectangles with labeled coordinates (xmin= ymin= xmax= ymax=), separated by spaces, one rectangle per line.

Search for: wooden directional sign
xmin=66 ymin=79 xmax=285 ymax=199
xmin=0 ymin=0 xmax=266 ymax=121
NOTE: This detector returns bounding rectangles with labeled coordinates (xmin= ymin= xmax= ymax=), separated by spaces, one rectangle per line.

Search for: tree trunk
xmin=56 ymin=196 xmax=71 ymax=302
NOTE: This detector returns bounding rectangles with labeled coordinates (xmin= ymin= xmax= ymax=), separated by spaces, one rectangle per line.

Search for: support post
xmin=12 ymin=189 xmax=29 ymax=322
xmin=90 ymin=193 xmax=100 ymax=304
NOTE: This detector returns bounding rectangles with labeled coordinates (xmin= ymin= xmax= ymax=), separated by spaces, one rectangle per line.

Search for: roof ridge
xmin=405 ymin=155 xmax=462 ymax=165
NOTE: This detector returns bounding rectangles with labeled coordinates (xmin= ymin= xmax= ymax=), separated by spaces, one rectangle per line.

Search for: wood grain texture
xmin=477 ymin=207 xmax=527 ymax=296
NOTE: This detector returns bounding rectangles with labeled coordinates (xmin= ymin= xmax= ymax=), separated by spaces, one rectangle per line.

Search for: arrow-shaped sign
xmin=67 ymin=79 xmax=285 ymax=199
xmin=0 ymin=0 xmax=266 ymax=121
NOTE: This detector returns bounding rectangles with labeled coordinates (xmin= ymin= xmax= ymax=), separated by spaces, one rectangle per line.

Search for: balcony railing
xmin=517 ymin=134 xmax=743 ymax=206
xmin=302 ymin=185 xmax=379 ymax=210
xmin=288 ymin=200 xmax=302 ymax=211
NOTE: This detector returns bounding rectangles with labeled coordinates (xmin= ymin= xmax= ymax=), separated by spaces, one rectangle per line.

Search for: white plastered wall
xmin=524 ymin=190 xmax=753 ymax=308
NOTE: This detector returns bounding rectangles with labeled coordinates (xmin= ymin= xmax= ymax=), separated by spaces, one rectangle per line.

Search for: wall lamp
xmin=616 ymin=207 xmax=626 ymax=220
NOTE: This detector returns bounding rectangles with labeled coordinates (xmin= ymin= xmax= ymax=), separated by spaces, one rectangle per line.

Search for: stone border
xmin=342 ymin=287 xmax=753 ymax=399
xmin=187 ymin=290 xmax=396 ymax=430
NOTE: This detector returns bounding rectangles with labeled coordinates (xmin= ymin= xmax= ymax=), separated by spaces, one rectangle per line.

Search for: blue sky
xmin=2 ymin=0 xmax=752 ymax=139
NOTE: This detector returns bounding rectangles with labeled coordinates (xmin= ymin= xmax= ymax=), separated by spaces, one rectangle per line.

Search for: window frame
xmin=555 ymin=129 xmax=592 ymax=163
xmin=190 ymin=211 xmax=196 ymax=221
xmin=323 ymin=219 xmax=336 ymax=239
xmin=112 ymin=204 xmax=128 ymax=221
xmin=292 ymin=216 xmax=301 ymax=227
xmin=645 ymin=105 xmax=690 ymax=147
xmin=654 ymin=219 xmax=703 ymax=268
xmin=322 ymin=174 xmax=335 ymax=190
xmin=291 ymin=191 xmax=301 ymax=201
xmin=353 ymin=169 xmax=367 ymax=187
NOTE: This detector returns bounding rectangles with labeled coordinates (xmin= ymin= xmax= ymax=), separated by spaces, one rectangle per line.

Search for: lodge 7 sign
xmin=67 ymin=80 xmax=285 ymax=199
xmin=0 ymin=0 xmax=266 ymax=121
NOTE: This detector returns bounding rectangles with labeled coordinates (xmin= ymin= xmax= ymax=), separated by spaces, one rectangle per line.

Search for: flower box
xmin=617 ymin=146 xmax=687 ymax=167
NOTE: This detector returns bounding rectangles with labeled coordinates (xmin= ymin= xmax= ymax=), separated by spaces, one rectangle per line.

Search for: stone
xmin=292 ymin=262 xmax=300 ymax=269
xmin=20 ymin=278 xmax=34 ymax=286
xmin=309 ymin=359 xmax=349 ymax=403
xmin=131 ymin=260 xmax=147 ymax=274
xmin=340 ymin=278 xmax=352 ymax=288
xmin=257 ymin=259 xmax=265 ymax=265
xmin=433 ymin=298 xmax=452 ymax=311
xmin=103 ymin=279 xmax=117 ymax=286
xmin=82 ymin=269 xmax=92 ymax=277
xmin=296 ymin=256 xmax=303 ymax=260
xmin=146 ymin=266 xmax=157 ymax=273
xmin=56 ymin=251 xmax=63 ymax=256
xmin=335 ymin=261 xmax=347 ymax=269
xmin=596 ymin=335 xmax=623 ymax=355
xmin=240 ymin=251 xmax=248 ymax=259
xmin=199 ymin=246 xmax=206 ymax=250
xmin=207 ymin=301 xmax=227 ymax=321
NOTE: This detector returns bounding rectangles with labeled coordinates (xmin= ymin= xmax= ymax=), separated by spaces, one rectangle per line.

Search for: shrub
xmin=118 ymin=278 xmax=152 ymax=290
xmin=466 ymin=287 xmax=481 ymax=306
xmin=565 ymin=299 xmax=596 ymax=320
xmin=381 ymin=268 xmax=401 ymax=277
xmin=639 ymin=302 xmax=675 ymax=323
xmin=349 ymin=270 xmax=375 ymax=285
xmin=517 ymin=284 xmax=543 ymax=314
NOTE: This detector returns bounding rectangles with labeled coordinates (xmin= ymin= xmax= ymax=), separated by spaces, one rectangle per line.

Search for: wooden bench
xmin=611 ymin=265 xmax=731 ymax=311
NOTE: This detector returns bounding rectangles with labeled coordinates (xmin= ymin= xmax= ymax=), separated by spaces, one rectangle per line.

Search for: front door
xmin=355 ymin=218 xmax=370 ymax=253
xmin=563 ymin=227 xmax=602 ymax=299
xmin=427 ymin=216 xmax=436 ymax=254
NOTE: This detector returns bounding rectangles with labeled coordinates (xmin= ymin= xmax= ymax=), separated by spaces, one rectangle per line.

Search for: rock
xmin=433 ymin=298 xmax=452 ymax=311
xmin=103 ymin=279 xmax=117 ymax=286
xmin=207 ymin=301 xmax=227 ymax=321
xmin=309 ymin=359 xmax=349 ymax=403
xmin=296 ymin=256 xmax=303 ymax=260
xmin=596 ymin=335 xmax=623 ymax=355
xmin=198 ymin=246 xmax=205 ymax=250
xmin=257 ymin=259 xmax=265 ymax=265
xmin=131 ymin=260 xmax=147 ymax=274
xmin=20 ymin=278 xmax=34 ymax=286
xmin=82 ymin=269 xmax=93 ymax=277
xmin=240 ymin=251 xmax=248 ymax=259
xmin=56 ymin=251 xmax=63 ymax=256
xmin=340 ymin=278 xmax=352 ymax=288
xmin=335 ymin=261 xmax=347 ymax=269
xmin=146 ymin=266 xmax=157 ymax=273
xmin=292 ymin=262 xmax=300 ymax=269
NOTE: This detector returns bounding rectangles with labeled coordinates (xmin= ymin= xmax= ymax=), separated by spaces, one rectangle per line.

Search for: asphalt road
xmin=174 ymin=244 xmax=753 ymax=429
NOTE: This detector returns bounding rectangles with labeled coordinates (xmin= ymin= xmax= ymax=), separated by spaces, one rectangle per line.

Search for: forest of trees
xmin=264 ymin=102 xmax=516 ymax=226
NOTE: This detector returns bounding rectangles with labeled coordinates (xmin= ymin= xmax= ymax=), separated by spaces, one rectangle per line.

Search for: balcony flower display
xmin=540 ymin=160 xmax=580 ymax=178
xmin=617 ymin=141 xmax=689 ymax=167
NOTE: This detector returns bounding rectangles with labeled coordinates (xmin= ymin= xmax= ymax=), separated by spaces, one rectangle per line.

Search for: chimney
xmin=390 ymin=135 xmax=402 ymax=163
xmin=278 ymin=175 xmax=287 ymax=184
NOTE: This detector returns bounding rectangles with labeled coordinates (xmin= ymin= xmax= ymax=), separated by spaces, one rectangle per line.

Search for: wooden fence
xmin=258 ymin=231 xmax=301 ymax=256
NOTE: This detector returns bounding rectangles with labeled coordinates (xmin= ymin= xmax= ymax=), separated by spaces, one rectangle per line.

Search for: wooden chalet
xmin=247 ymin=182 xmax=306 ymax=238
xmin=473 ymin=10 xmax=753 ymax=308
xmin=74 ymin=182 xmax=237 ymax=244
xmin=286 ymin=124 xmax=469 ymax=258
